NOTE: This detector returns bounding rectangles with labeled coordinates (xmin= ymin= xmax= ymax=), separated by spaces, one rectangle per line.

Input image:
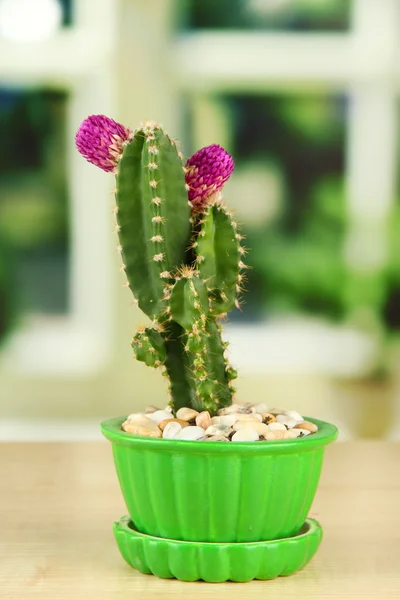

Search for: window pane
xmin=180 ymin=0 xmax=350 ymax=32
xmin=0 ymin=88 xmax=69 ymax=341
xmin=186 ymin=93 xmax=347 ymax=322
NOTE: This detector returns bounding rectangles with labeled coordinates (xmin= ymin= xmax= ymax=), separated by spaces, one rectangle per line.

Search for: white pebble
xmin=162 ymin=421 xmax=182 ymax=439
xmin=211 ymin=415 xmax=236 ymax=427
xmin=283 ymin=410 xmax=303 ymax=423
xmin=176 ymin=407 xmax=199 ymax=421
xmin=175 ymin=426 xmax=205 ymax=441
xmin=231 ymin=428 xmax=259 ymax=442
xmin=147 ymin=410 xmax=174 ymax=425
xmin=276 ymin=415 xmax=298 ymax=429
xmin=205 ymin=425 xmax=232 ymax=437
xmin=295 ymin=428 xmax=312 ymax=437
xmin=218 ymin=404 xmax=255 ymax=415
xmin=164 ymin=405 xmax=174 ymax=414
xmin=127 ymin=412 xmax=148 ymax=422
xmin=233 ymin=421 xmax=269 ymax=436
xmin=252 ymin=403 xmax=269 ymax=414
xmin=235 ymin=413 xmax=262 ymax=423
xmin=267 ymin=422 xmax=287 ymax=432
xmin=284 ymin=430 xmax=301 ymax=439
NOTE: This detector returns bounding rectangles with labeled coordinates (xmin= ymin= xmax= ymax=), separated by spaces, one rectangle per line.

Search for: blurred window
xmin=186 ymin=94 xmax=347 ymax=323
xmin=180 ymin=0 xmax=350 ymax=32
xmin=0 ymin=89 xmax=69 ymax=340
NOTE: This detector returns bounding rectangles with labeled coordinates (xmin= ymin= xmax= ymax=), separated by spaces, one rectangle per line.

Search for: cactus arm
xmin=170 ymin=275 xmax=209 ymax=330
xmin=196 ymin=204 xmax=241 ymax=314
xmin=164 ymin=321 xmax=196 ymax=411
xmin=131 ymin=327 xmax=166 ymax=368
xmin=115 ymin=126 xmax=191 ymax=319
xmin=116 ymin=136 xmax=164 ymax=318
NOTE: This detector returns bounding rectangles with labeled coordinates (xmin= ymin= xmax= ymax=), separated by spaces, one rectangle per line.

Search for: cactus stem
xmin=238 ymin=261 xmax=248 ymax=269
xmin=117 ymin=244 xmax=123 ymax=253
xmin=152 ymin=197 xmax=162 ymax=205
xmin=185 ymin=183 xmax=190 ymax=191
xmin=149 ymin=179 xmax=158 ymax=188
xmin=111 ymin=206 xmax=118 ymax=215
xmin=150 ymin=235 xmax=164 ymax=242
xmin=153 ymin=253 xmax=164 ymax=262
xmin=152 ymin=216 xmax=165 ymax=224
xmin=178 ymin=151 xmax=184 ymax=159
xmin=238 ymin=246 xmax=247 ymax=255
xmin=160 ymin=271 xmax=171 ymax=279
xmin=147 ymin=162 xmax=158 ymax=170
xmin=148 ymin=145 xmax=158 ymax=154
xmin=120 ymin=264 xmax=126 ymax=272
xmin=123 ymin=281 xmax=130 ymax=288
xmin=234 ymin=299 xmax=242 ymax=310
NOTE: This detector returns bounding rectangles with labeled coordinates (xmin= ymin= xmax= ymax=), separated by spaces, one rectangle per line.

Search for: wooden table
xmin=1 ymin=441 xmax=399 ymax=600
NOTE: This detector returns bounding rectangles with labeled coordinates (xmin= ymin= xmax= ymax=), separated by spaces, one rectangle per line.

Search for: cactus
xmin=76 ymin=115 xmax=245 ymax=414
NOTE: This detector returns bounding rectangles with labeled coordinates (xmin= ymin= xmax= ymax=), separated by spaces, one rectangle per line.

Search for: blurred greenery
xmin=181 ymin=0 xmax=350 ymax=31
xmin=0 ymin=88 xmax=69 ymax=339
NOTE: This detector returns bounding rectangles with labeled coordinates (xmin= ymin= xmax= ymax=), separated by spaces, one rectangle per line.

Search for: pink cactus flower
xmin=75 ymin=114 xmax=132 ymax=172
xmin=185 ymin=144 xmax=234 ymax=210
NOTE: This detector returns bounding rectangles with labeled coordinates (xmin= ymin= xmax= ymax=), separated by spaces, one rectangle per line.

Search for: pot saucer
xmin=113 ymin=516 xmax=322 ymax=582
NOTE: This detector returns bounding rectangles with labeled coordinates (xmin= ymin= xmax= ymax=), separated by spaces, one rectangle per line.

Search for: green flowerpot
xmin=101 ymin=416 xmax=337 ymax=543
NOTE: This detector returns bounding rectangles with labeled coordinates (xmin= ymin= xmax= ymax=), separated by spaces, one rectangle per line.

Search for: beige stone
xmin=284 ymin=409 xmax=304 ymax=422
xmin=162 ymin=421 xmax=182 ymax=439
xmin=147 ymin=410 xmax=174 ymax=425
xmin=205 ymin=425 xmax=233 ymax=437
xmin=261 ymin=412 xmax=276 ymax=424
xmin=218 ymin=404 xmax=255 ymax=416
xmin=121 ymin=420 xmax=161 ymax=438
xmin=233 ymin=421 xmax=269 ymax=436
xmin=264 ymin=430 xmax=285 ymax=441
xmin=231 ymin=428 xmax=259 ymax=442
xmin=268 ymin=407 xmax=288 ymax=416
xmin=234 ymin=413 xmax=262 ymax=423
xmin=196 ymin=411 xmax=211 ymax=430
xmin=202 ymin=435 xmax=230 ymax=442
xmin=175 ymin=426 xmax=205 ymax=440
xmin=211 ymin=415 xmax=236 ymax=427
xmin=295 ymin=421 xmax=318 ymax=433
xmin=176 ymin=407 xmax=199 ymax=422
xmin=158 ymin=418 xmax=188 ymax=432
xmin=252 ymin=402 xmax=269 ymax=414
xmin=145 ymin=405 xmax=160 ymax=414
xmin=267 ymin=422 xmax=287 ymax=432
xmin=295 ymin=428 xmax=312 ymax=437
xmin=276 ymin=415 xmax=298 ymax=429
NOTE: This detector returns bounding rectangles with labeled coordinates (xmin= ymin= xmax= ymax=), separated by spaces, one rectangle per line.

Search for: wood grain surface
xmin=0 ymin=441 xmax=399 ymax=600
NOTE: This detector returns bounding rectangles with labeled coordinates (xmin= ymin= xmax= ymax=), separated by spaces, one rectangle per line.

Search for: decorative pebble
xmin=295 ymin=428 xmax=312 ymax=437
xmin=126 ymin=412 xmax=148 ymax=422
xmin=231 ymin=428 xmax=259 ymax=442
xmin=176 ymin=407 xmax=199 ymax=422
xmin=264 ymin=431 xmax=285 ymax=441
xmin=158 ymin=418 xmax=188 ymax=432
xmin=205 ymin=425 xmax=233 ymax=437
xmin=175 ymin=426 xmax=205 ymax=441
xmin=162 ymin=421 xmax=182 ymax=439
xmin=268 ymin=407 xmax=288 ymax=416
xmin=261 ymin=412 xmax=276 ymax=424
xmin=211 ymin=415 xmax=236 ymax=427
xmin=276 ymin=415 xmax=298 ymax=429
xmin=218 ymin=404 xmax=255 ymax=415
xmin=295 ymin=421 xmax=318 ymax=433
xmin=122 ymin=420 xmax=161 ymax=438
xmin=283 ymin=410 xmax=304 ymax=423
xmin=147 ymin=410 xmax=174 ymax=425
xmin=234 ymin=413 xmax=262 ymax=423
xmin=122 ymin=403 xmax=319 ymax=442
xmin=267 ymin=422 xmax=287 ymax=432
xmin=196 ymin=411 xmax=211 ymax=430
xmin=202 ymin=435 xmax=230 ymax=442
xmin=233 ymin=421 xmax=269 ymax=436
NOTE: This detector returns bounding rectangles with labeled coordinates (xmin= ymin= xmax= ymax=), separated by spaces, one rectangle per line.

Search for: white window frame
xmin=0 ymin=0 xmax=117 ymax=374
xmin=0 ymin=0 xmax=398 ymax=379
xmin=175 ymin=0 xmax=399 ymax=377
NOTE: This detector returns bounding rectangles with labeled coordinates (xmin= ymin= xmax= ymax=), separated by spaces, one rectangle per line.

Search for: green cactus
xmin=76 ymin=116 xmax=243 ymax=414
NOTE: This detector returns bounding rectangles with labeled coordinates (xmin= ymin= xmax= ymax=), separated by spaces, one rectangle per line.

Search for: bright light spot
xmin=0 ymin=0 xmax=62 ymax=43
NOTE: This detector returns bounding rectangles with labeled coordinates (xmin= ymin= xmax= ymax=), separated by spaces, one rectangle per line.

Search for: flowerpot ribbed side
xmin=101 ymin=417 xmax=337 ymax=543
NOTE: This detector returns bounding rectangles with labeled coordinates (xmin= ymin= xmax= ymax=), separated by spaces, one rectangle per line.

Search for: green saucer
xmin=113 ymin=516 xmax=322 ymax=582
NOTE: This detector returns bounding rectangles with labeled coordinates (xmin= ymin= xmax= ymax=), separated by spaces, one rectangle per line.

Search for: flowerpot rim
xmin=101 ymin=415 xmax=337 ymax=454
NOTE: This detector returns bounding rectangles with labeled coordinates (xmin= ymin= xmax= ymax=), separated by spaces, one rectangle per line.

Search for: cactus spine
xmin=76 ymin=116 xmax=245 ymax=414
